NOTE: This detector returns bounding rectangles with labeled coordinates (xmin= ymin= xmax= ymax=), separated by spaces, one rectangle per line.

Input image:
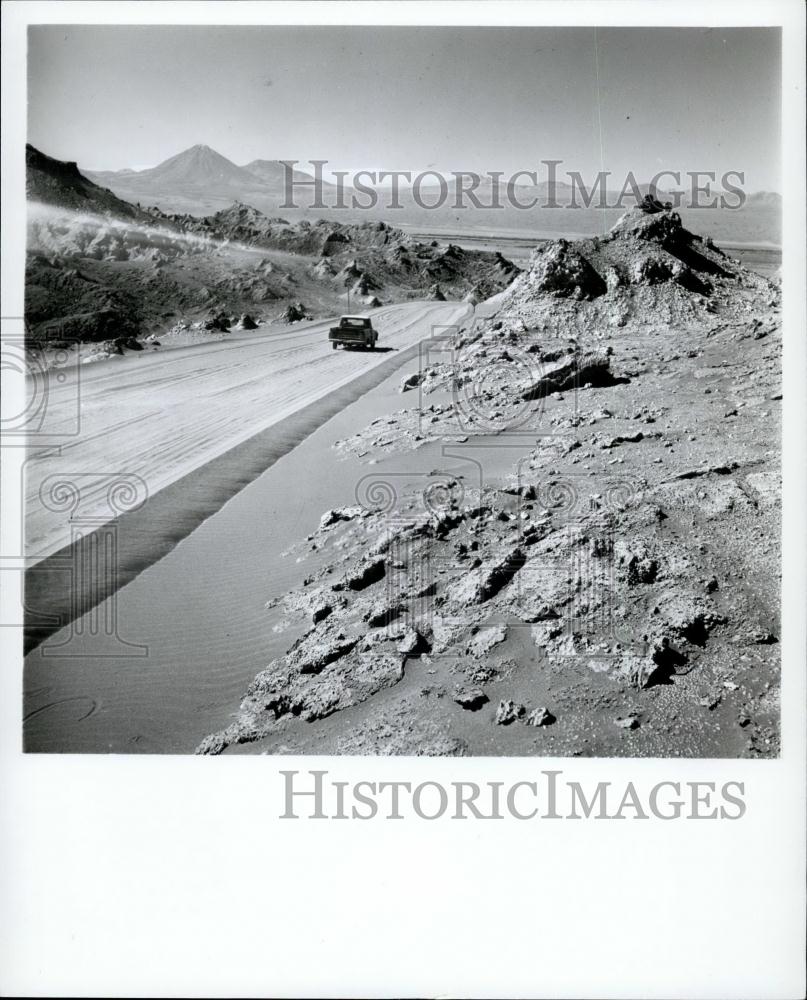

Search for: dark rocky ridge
xmin=26 ymin=143 xmax=150 ymax=221
xmin=24 ymin=146 xmax=520 ymax=346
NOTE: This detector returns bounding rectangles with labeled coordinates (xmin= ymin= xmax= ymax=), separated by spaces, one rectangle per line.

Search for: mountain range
xmin=80 ymin=145 xmax=673 ymax=215
xmin=84 ymin=142 xmax=781 ymax=205
xmin=30 ymin=141 xmax=782 ymax=246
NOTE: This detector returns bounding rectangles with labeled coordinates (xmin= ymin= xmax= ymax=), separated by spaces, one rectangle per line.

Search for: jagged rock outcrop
xmin=196 ymin=200 xmax=781 ymax=758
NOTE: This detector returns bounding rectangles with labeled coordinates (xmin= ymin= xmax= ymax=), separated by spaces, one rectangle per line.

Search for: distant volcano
xmin=84 ymin=144 xmax=325 ymax=216
xmin=136 ymin=144 xmax=258 ymax=187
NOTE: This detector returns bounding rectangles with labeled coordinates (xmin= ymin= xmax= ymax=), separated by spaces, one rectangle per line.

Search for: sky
xmin=27 ymin=25 xmax=782 ymax=191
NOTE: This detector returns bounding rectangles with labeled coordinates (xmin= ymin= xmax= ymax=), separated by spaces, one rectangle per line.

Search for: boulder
xmin=453 ymin=687 xmax=489 ymax=711
xmin=287 ymin=632 xmax=359 ymax=675
xmin=397 ymin=628 xmax=428 ymax=655
xmin=204 ymin=310 xmax=230 ymax=331
xmin=447 ymin=547 xmax=525 ymax=606
xmin=466 ymin=624 xmax=508 ymax=657
xmin=400 ymin=371 xmax=425 ymax=393
xmin=526 ymin=707 xmax=555 ymax=727
xmin=281 ymin=302 xmax=306 ymax=323
xmin=495 ymin=699 xmax=526 ymax=725
xmin=521 ymin=350 xmax=613 ymax=401
xmin=528 ymin=240 xmax=607 ymax=299
xmin=319 ymin=506 xmax=362 ymax=530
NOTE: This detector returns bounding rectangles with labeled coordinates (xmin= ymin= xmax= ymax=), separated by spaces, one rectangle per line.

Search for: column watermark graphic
xmin=2 ymin=318 xmax=150 ymax=656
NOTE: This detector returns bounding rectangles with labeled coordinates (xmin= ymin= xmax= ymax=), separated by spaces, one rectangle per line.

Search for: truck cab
xmin=328 ymin=315 xmax=378 ymax=350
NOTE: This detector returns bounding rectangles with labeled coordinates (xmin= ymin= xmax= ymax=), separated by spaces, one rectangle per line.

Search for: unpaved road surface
xmin=26 ymin=301 xmax=471 ymax=560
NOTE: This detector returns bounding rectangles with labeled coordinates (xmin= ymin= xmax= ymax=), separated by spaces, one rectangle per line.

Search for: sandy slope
xmin=25 ymin=301 xmax=471 ymax=560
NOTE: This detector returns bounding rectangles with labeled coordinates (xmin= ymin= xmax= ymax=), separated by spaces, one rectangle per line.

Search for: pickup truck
xmin=328 ymin=315 xmax=378 ymax=350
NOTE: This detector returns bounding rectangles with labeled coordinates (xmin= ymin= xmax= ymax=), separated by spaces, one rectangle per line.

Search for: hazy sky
xmin=28 ymin=25 xmax=781 ymax=190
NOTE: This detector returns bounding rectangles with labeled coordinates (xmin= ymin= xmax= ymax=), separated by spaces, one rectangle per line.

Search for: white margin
xmin=1 ymin=3 xmax=805 ymax=998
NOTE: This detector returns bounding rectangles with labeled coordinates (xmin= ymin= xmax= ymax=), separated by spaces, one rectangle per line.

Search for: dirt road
xmin=26 ymin=301 xmax=472 ymax=560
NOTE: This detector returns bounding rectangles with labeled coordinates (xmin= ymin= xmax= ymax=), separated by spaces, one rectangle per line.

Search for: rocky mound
xmin=499 ymin=198 xmax=766 ymax=336
xmin=197 ymin=203 xmax=781 ymax=758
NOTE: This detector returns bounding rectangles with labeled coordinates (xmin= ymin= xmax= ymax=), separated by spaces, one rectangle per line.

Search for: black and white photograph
xmin=18 ymin=20 xmax=785 ymax=757
xmin=1 ymin=2 xmax=805 ymax=997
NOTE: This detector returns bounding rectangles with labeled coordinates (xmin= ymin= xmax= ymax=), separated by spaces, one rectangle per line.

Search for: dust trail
xmin=26 ymin=200 xmax=264 ymax=256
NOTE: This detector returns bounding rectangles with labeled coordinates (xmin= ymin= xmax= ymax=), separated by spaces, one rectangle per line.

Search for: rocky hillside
xmin=25 ymin=148 xmax=519 ymax=347
xmin=198 ymin=199 xmax=781 ymax=758
xmin=26 ymin=143 xmax=149 ymax=220
xmin=155 ymin=202 xmax=519 ymax=301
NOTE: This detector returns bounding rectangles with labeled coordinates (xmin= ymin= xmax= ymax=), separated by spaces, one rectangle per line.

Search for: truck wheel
xmin=332 ymin=342 xmax=337 ymax=350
